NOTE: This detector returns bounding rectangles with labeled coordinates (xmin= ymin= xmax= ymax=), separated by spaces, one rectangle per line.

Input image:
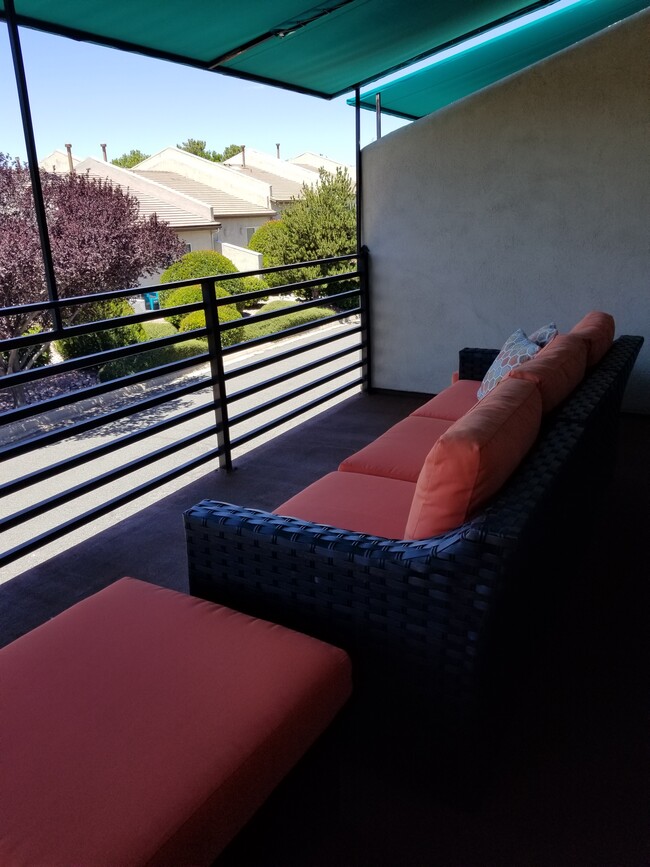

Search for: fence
xmin=0 ymin=251 xmax=369 ymax=569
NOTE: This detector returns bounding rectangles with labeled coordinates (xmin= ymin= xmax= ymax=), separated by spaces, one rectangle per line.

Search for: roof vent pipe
xmin=100 ymin=143 xmax=107 ymax=161
xmin=65 ymin=143 xmax=74 ymax=173
xmin=276 ymin=143 xmax=280 ymax=159
xmin=241 ymin=145 xmax=245 ymax=168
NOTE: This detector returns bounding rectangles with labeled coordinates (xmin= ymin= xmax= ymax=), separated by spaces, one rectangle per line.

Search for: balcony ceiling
xmin=348 ymin=0 xmax=650 ymax=119
xmin=0 ymin=0 xmax=606 ymax=99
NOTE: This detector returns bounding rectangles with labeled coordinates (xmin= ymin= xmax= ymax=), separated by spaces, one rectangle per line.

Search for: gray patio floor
xmin=1 ymin=392 xmax=648 ymax=866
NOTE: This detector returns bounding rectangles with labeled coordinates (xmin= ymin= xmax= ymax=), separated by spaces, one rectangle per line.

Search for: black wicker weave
xmin=185 ymin=335 xmax=643 ymax=725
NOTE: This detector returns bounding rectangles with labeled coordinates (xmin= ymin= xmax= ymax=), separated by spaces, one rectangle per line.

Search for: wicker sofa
xmin=185 ymin=316 xmax=643 ymax=726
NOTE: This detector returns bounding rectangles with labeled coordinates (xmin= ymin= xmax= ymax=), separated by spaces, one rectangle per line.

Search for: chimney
xmin=65 ymin=143 xmax=74 ymax=173
xmin=241 ymin=145 xmax=246 ymax=168
xmin=276 ymin=143 xmax=280 ymax=159
xmin=100 ymin=144 xmax=107 ymax=162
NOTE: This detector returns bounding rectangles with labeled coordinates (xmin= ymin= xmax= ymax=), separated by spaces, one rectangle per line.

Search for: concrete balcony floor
xmin=1 ymin=391 xmax=648 ymax=866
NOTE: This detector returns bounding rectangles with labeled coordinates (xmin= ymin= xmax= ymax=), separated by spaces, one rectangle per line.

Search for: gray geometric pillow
xmin=528 ymin=322 xmax=558 ymax=348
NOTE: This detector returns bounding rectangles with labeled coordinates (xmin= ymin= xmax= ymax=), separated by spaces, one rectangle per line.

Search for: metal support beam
xmin=5 ymin=0 xmax=62 ymax=330
xmin=375 ymin=92 xmax=382 ymax=139
xmin=355 ymin=85 xmax=362 ymax=254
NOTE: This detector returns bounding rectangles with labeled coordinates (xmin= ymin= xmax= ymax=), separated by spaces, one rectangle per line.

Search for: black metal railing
xmin=0 ymin=250 xmax=369 ymax=569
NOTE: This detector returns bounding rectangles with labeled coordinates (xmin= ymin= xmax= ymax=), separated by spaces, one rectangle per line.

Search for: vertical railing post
xmin=201 ymin=279 xmax=233 ymax=471
xmin=359 ymin=245 xmax=372 ymax=392
xmin=6 ymin=0 xmax=62 ymax=331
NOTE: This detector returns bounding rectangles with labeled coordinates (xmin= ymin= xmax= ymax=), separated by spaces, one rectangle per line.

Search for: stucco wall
xmin=362 ymin=9 xmax=649 ymax=413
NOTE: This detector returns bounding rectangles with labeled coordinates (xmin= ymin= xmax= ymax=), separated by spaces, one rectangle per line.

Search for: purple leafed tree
xmin=0 ymin=153 xmax=185 ymax=378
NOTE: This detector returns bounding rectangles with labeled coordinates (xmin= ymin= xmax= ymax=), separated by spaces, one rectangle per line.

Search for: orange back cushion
xmin=405 ymin=378 xmax=542 ymax=540
xmin=569 ymin=311 xmax=615 ymax=366
xmin=507 ymin=333 xmax=588 ymax=413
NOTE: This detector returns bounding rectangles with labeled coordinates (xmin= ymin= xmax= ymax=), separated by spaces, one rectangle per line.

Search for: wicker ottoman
xmin=0 ymin=577 xmax=352 ymax=866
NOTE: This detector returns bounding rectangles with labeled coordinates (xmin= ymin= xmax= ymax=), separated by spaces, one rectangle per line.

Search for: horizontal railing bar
xmin=230 ymin=361 xmax=362 ymax=428
xmin=1 ymin=304 xmax=204 ymax=352
xmin=1 ymin=354 xmax=213 ymax=425
xmin=228 ymin=344 xmax=362 ymax=407
xmin=0 ymin=445 xmax=225 ymax=569
xmin=230 ymin=378 xmax=364 ymax=452
xmin=1 ymin=273 xmax=358 ymax=354
xmin=0 ymin=253 xmax=360 ymax=319
xmin=1 ymin=399 xmax=219 ymax=496
xmin=1 ymin=331 xmax=209 ymax=389
xmin=224 ymin=309 xmax=360 ymax=357
xmin=0 ymin=374 xmax=218 ymax=460
xmin=1 ymin=422 xmax=220 ymax=530
xmin=224 ymin=323 xmax=364 ymax=382
xmin=240 ymin=296 xmax=358 ymax=331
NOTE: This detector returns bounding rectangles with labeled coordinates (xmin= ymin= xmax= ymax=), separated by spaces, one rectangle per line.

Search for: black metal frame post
xmin=355 ymin=87 xmax=372 ymax=392
xmin=201 ymin=279 xmax=233 ymax=471
xmin=5 ymin=0 xmax=62 ymax=330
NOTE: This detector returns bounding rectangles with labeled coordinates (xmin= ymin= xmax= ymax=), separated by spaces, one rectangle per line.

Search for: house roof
xmin=71 ymin=157 xmax=222 ymax=229
xmin=132 ymin=170 xmax=276 ymax=217
xmin=222 ymin=147 xmax=318 ymax=203
xmin=288 ymin=151 xmax=356 ymax=180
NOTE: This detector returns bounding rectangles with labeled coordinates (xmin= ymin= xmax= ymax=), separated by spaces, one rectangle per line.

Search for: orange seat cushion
xmin=405 ymin=378 xmax=542 ymax=540
xmin=276 ymin=471 xmax=416 ymax=539
xmin=410 ymin=379 xmax=481 ymax=421
xmin=0 ymin=578 xmax=352 ymax=867
xmin=507 ymin=333 xmax=588 ymax=412
xmin=338 ymin=416 xmax=454 ymax=482
xmin=569 ymin=310 xmax=615 ymax=366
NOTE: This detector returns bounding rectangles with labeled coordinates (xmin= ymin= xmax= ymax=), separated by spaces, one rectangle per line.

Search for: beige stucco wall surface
xmin=362 ymin=8 xmax=650 ymax=413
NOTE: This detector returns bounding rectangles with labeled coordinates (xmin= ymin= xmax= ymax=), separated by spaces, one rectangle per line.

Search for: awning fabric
xmin=347 ymin=0 xmax=649 ymax=119
xmin=0 ymin=0 xmax=597 ymax=99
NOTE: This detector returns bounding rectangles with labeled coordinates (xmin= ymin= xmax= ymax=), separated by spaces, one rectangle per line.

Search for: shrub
xmin=98 ymin=339 xmax=208 ymax=383
xmin=159 ymin=250 xmax=244 ymax=300
xmin=56 ymin=298 xmax=146 ymax=363
xmin=142 ymin=320 xmax=177 ymax=340
xmin=159 ymin=283 xmax=233 ymax=329
xmin=178 ymin=303 xmax=244 ymax=348
xmin=240 ymin=301 xmax=336 ymax=341
xmin=234 ymin=276 xmax=269 ymax=311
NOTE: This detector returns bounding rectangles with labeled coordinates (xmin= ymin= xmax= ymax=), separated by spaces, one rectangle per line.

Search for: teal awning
xmin=347 ymin=0 xmax=649 ymax=118
xmin=0 ymin=1 xmax=604 ymax=99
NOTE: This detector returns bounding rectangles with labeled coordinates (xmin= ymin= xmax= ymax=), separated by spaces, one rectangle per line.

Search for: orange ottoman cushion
xmin=0 ymin=578 xmax=352 ymax=867
xmin=338 ymin=416 xmax=454 ymax=482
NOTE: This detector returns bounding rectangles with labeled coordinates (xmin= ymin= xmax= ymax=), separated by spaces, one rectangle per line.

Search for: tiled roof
xmin=221 ymin=166 xmax=308 ymax=202
xmin=74 ymin=164 xmax=216 ymax=228
xmin=133 ymin=170 xmax=275 ymax=216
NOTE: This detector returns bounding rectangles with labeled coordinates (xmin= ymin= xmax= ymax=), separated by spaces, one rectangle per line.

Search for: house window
xmin=245 ymin=227 xmax=256 ymax=244
xmin=182 ymin=242 xmax=192 ymax=254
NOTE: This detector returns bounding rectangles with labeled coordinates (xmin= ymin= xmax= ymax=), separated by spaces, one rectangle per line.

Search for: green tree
xmin=111 ymin=149 xmax=150 ymax=168
xmin=248 ymin=220 xmax=288 ymax=284
xmin=177 ymin=139 xmax=242 ymax=163
xmin=250 ymin=169 xmax=357 ymax=304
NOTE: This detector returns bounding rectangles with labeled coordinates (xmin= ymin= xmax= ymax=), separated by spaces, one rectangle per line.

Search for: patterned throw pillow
xmin=477 ymin=328 xmax=540 ymax=400
xmin=529 ymin=322 xmax=558 ymax=348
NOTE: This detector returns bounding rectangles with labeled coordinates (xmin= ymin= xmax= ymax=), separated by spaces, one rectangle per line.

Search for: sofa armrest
xmin=184 ymin=500 xmax=499 ymax=711
xmin=458 ymin=348 xmax=499 ymax=381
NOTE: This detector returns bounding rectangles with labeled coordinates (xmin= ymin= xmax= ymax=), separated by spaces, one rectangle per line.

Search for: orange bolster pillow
xmin=405 ymin=378 xmax=542 ymax=540
xmin=507 ymin=333 xmax=588 ymax=413
xmin=569 ymin=310 xmax=615 ymax=366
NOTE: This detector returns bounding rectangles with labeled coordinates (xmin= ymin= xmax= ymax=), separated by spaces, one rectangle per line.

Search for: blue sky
xmin=1 ymin=23 xmax=409 ymax=167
